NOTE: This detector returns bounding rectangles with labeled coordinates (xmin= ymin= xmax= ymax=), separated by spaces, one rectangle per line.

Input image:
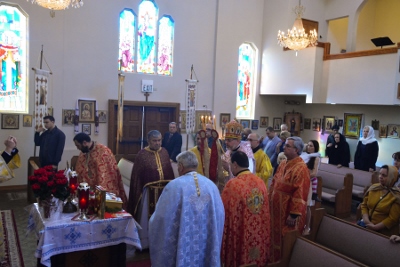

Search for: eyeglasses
xmin=284 ymin=144 xmax=295 ymax=149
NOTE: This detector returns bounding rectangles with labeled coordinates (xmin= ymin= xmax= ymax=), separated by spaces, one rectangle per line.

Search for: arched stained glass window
xmin=0 ymin=3 xmax=27 ymax=113
xmin=137 ymin=0 xmax=158 ymax=74
xmin=157 ymin=15 xmax=174 ymax=76
xmin=236 ymin=43 xmax=257 ymax=119
xmin=119 ymin=9 xmax=136 ymax=73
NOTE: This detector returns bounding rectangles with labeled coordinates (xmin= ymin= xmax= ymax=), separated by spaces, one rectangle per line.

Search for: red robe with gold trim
xmin=76 ymin=142 xmax=128 ymax=209
xmin=221 ymin=170 xmax=270 ymax=267
xmin=269 ymin=156 xmax=310 ymax=263
xmin=127 ymin=147 xmax=174 ymax=217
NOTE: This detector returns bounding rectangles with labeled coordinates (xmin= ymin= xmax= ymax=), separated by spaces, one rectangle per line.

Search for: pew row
xmin=316 ymin=169 xmax=353 ymax=218
xmin=319 ymin=163 xmax=378 ymax=199
xmin=309 ymin=208 xmax=400 ymax=267
xmin=269 ymin=230 xmax=367 ymax=267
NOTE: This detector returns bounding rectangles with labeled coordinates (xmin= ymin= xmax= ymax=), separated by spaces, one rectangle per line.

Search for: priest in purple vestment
xmin=127 ymin=130 xmax=175 ymax=217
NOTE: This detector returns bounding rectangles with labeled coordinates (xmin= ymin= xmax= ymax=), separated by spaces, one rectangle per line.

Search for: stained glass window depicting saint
xmin=137 ymin=0 xmax=158 ymax=74
xmin=119 ymin=9 xmax=136 ymax=72
xmin=236 ymin=43 xmax=256 ymax=119
xmin=157 ymin=15 xmax=174 ymax=76
xmin=0 ymin=4 xmax=27 ymax=113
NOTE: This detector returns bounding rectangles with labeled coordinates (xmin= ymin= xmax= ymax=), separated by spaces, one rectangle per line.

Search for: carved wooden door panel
xmin=108 ymin=100 xmax=180 ymax=163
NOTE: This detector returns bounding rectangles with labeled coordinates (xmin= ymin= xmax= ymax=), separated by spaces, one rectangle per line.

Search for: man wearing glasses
xmin=247 ymin=133 xmax=272 ymax=186
xmin=269 ymin=136 xmax=310 ymax=263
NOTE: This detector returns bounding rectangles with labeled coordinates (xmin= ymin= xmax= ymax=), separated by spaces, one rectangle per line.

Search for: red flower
xmin=28 ymin=175 xmax=38 ymax=182
xmin=29 ymin=166 xmax=70 ymax=201
xmin=47 ymin=181 xmax=55 ymax=187
xmin=32 ymin=183 xmax=41 ymax=190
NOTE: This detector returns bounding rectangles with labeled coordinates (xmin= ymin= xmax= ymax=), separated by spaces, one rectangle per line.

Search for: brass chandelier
xmin=277 ymin=0 xmax=317 ymax=53
xmin=28 ymin=0 xmax=84 ymax=10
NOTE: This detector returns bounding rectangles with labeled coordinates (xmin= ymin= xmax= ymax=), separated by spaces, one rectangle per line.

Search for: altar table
xmin=27 ymin=203 xmax=141 ymax=267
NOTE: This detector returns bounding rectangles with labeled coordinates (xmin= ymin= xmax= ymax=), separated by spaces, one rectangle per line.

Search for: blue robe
xmin=149 ymin=171 xmax=225 ymax=267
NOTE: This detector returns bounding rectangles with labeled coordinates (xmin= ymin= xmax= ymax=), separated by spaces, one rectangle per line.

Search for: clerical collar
xmin=232 ymin=145 xmax=240 ymax=152
xmin=252 ymin=145 xmax=261 ymax=153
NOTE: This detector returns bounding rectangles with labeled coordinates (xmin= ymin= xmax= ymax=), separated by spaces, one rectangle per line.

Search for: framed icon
xmin=78 ymin=99 xmax=96 ymax=123
xmin=82 ymin=123 xmax=91 ymax=135
xmin=240 ymin=120 xmax=250 ymax=129
xmin=220 ymin=113 xmax=231 ymax=127
xmin=343 ymin=113 xmax=363 ymax=139
xmin=1 ymin=114 xmax=19 ymax=129
xmin=259 ymin=116 xmax=268 ymax=128
xmin=98 ymin=110 xmax=107 ymax=123
xmin=273 ymin=118 xmax=282 ymax=131
xmin=304 ymin=118 xmax=311 ymax=130
xmin=251 ymin=120 xmax=259 ymax=130
xmin=23 ymin=115 xmax=32 ymax=127
xmin=312 ymin=118 xmax=321 ymax=132
xmin=62 ymin=109 xmax=75 ymax=125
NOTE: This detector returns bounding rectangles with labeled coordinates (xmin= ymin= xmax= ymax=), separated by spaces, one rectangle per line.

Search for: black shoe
xmin=312 ymin=193 xmax=322 ymax=202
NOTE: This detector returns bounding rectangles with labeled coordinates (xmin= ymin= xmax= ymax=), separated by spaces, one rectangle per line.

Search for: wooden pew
xmin=319 ymin=163 xmax=378 ymax=199
xmin=310 ymin=210 xmax=400 ymax=267
xmin=269 ymin=230 xmax=366 ymax=267
xmin=316 ymin=169 xmax=353 ymax=218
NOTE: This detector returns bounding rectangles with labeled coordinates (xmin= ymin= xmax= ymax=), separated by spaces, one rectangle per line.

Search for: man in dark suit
xmin=162 ymin=122 xmax=182 ymax=162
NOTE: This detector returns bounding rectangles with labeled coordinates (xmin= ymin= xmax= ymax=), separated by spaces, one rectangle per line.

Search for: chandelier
xmin=277 ymin=0 xmax=317 ymax=53
xmin=28 ymin=0 xmax=84 ymax=10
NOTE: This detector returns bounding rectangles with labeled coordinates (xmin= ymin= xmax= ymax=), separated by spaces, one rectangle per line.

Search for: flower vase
xmin=38 ymin=198 xmax=53 ymax=219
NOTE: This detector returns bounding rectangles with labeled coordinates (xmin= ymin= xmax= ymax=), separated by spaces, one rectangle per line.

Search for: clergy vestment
xmin=190 ymin=146 xmax=211 ymax=176
xmin=127 ymin=147 xmax=174 ymax=217
xmin=149 ymin=171 xmax=224 ymax=267
xmin=253 ymin=146 xmax=273 ymax=185
xmin=0 ymin=150 xmax=20 ymax=182
xmin=221 ymin=170 xmax=270 ymax=267
xmin=269 ymin=156 xmax=310 ymax=263
xmin=75 ymin=142 xmax=128 ymax=208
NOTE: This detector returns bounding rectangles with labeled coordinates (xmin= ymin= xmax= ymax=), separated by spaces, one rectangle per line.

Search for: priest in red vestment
xmin=269 ymin=136 xmax=310 ymax=263
xmin=127 ymin=130 xmax=175 ymax=217
xmin=221 ymin=151 xmax=270 ymax=267
xmin=73 ymin=133 xmax=128 ymax=208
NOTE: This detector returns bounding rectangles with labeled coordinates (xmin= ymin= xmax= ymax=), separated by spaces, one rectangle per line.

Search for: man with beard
xmin=222 ymin=120 xmax=255 ymax=187
xmin=73 ymin=132 xmax=127 ymax=208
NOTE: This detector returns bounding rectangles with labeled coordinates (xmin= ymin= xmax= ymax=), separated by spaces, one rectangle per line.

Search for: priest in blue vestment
xmin=149 ymin=150 xmax=225 ymax=267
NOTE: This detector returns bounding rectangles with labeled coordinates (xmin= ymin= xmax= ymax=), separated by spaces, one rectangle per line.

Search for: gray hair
xmin=281 ymin=124 xmax=288 ymax=131
xmin=176 ymin=151 xmax=198 ymax=169
xmin=169 ymin=122 xmax=177 ymax=126
xmin=147 ymin=130 xmax=161 ymax=140
xmin=287 ymin=136 xmax=304 ymax=155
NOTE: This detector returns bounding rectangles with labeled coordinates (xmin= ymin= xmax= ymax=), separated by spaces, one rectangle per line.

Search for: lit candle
xmin=201 ymin=115 xmax=204 ymax=123
xmin=213 ymin=115 xmax=216 ymax=130
xmin=78 ymin=182 xmax=90 ymax=210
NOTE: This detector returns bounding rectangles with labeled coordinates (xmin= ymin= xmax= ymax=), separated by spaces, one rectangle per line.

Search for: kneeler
xmin=135 ymin=180 xmax=172 ymax=249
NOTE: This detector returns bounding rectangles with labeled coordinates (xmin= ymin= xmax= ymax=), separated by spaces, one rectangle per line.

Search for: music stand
xmin=371 ymin=37 xmax=394 ymax=49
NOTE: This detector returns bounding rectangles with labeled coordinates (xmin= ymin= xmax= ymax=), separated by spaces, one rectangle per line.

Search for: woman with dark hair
xmin=360 ymin=165 xmax=400 ymax=236
xmin=300 ymin=140 xmax=321 ymax=235
xmin=354 ymin=125 xmax=379 ymax=172
xmin=393 ymin=152 xmax=400 ymax=188
xmin=326 ymin=133 xmax=350 ymax=167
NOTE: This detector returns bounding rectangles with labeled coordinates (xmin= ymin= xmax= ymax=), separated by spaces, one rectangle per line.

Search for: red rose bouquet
xmin=29 ymin=165 xmax=70 ymax=201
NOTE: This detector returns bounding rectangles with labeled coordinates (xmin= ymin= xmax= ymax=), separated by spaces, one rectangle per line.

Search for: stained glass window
xmin=119 ymin=9 xmax=136 ymax=73
xmin=157 ymin=15 xmax=174 ymax=76
xmin=236 ymin=43 xmax=256 ymax=119
xmin=137 ymin=0 xmax=158 ymax=74
xmin=0 ymin=3 xmax=27 ymax=113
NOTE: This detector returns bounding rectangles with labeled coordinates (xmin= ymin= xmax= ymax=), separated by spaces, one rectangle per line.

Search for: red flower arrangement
xmin=29 ymin=165 xmax=70 ymax=201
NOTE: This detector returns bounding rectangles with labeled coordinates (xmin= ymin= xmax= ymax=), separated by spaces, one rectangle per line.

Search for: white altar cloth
xmin=27 ymin=203 xmax=141 ymax=267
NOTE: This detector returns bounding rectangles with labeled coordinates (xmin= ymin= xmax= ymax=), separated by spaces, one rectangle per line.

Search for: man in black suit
xmin=162 ymin=122 xmax=182 ymax=162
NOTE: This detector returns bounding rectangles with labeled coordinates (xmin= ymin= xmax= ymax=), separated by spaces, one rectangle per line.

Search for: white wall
xmin=3 ymin=0 xmax=400 ymax=188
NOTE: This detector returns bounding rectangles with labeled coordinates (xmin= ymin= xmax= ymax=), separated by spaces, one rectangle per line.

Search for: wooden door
xmin=108 ymin=100 xmax=179 ymax=162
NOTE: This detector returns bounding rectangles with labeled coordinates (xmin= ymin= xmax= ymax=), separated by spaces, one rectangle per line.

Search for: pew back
xmin=315 ymin=214 xmax=400 ymax=267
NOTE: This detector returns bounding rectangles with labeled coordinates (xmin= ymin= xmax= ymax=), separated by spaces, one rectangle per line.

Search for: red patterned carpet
xmin=0 ymin=210 xmax=24 ymax=267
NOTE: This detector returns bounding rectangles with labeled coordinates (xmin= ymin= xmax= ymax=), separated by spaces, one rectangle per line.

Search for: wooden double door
xmin=107 ymin=100 xmax=179 ymax=163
